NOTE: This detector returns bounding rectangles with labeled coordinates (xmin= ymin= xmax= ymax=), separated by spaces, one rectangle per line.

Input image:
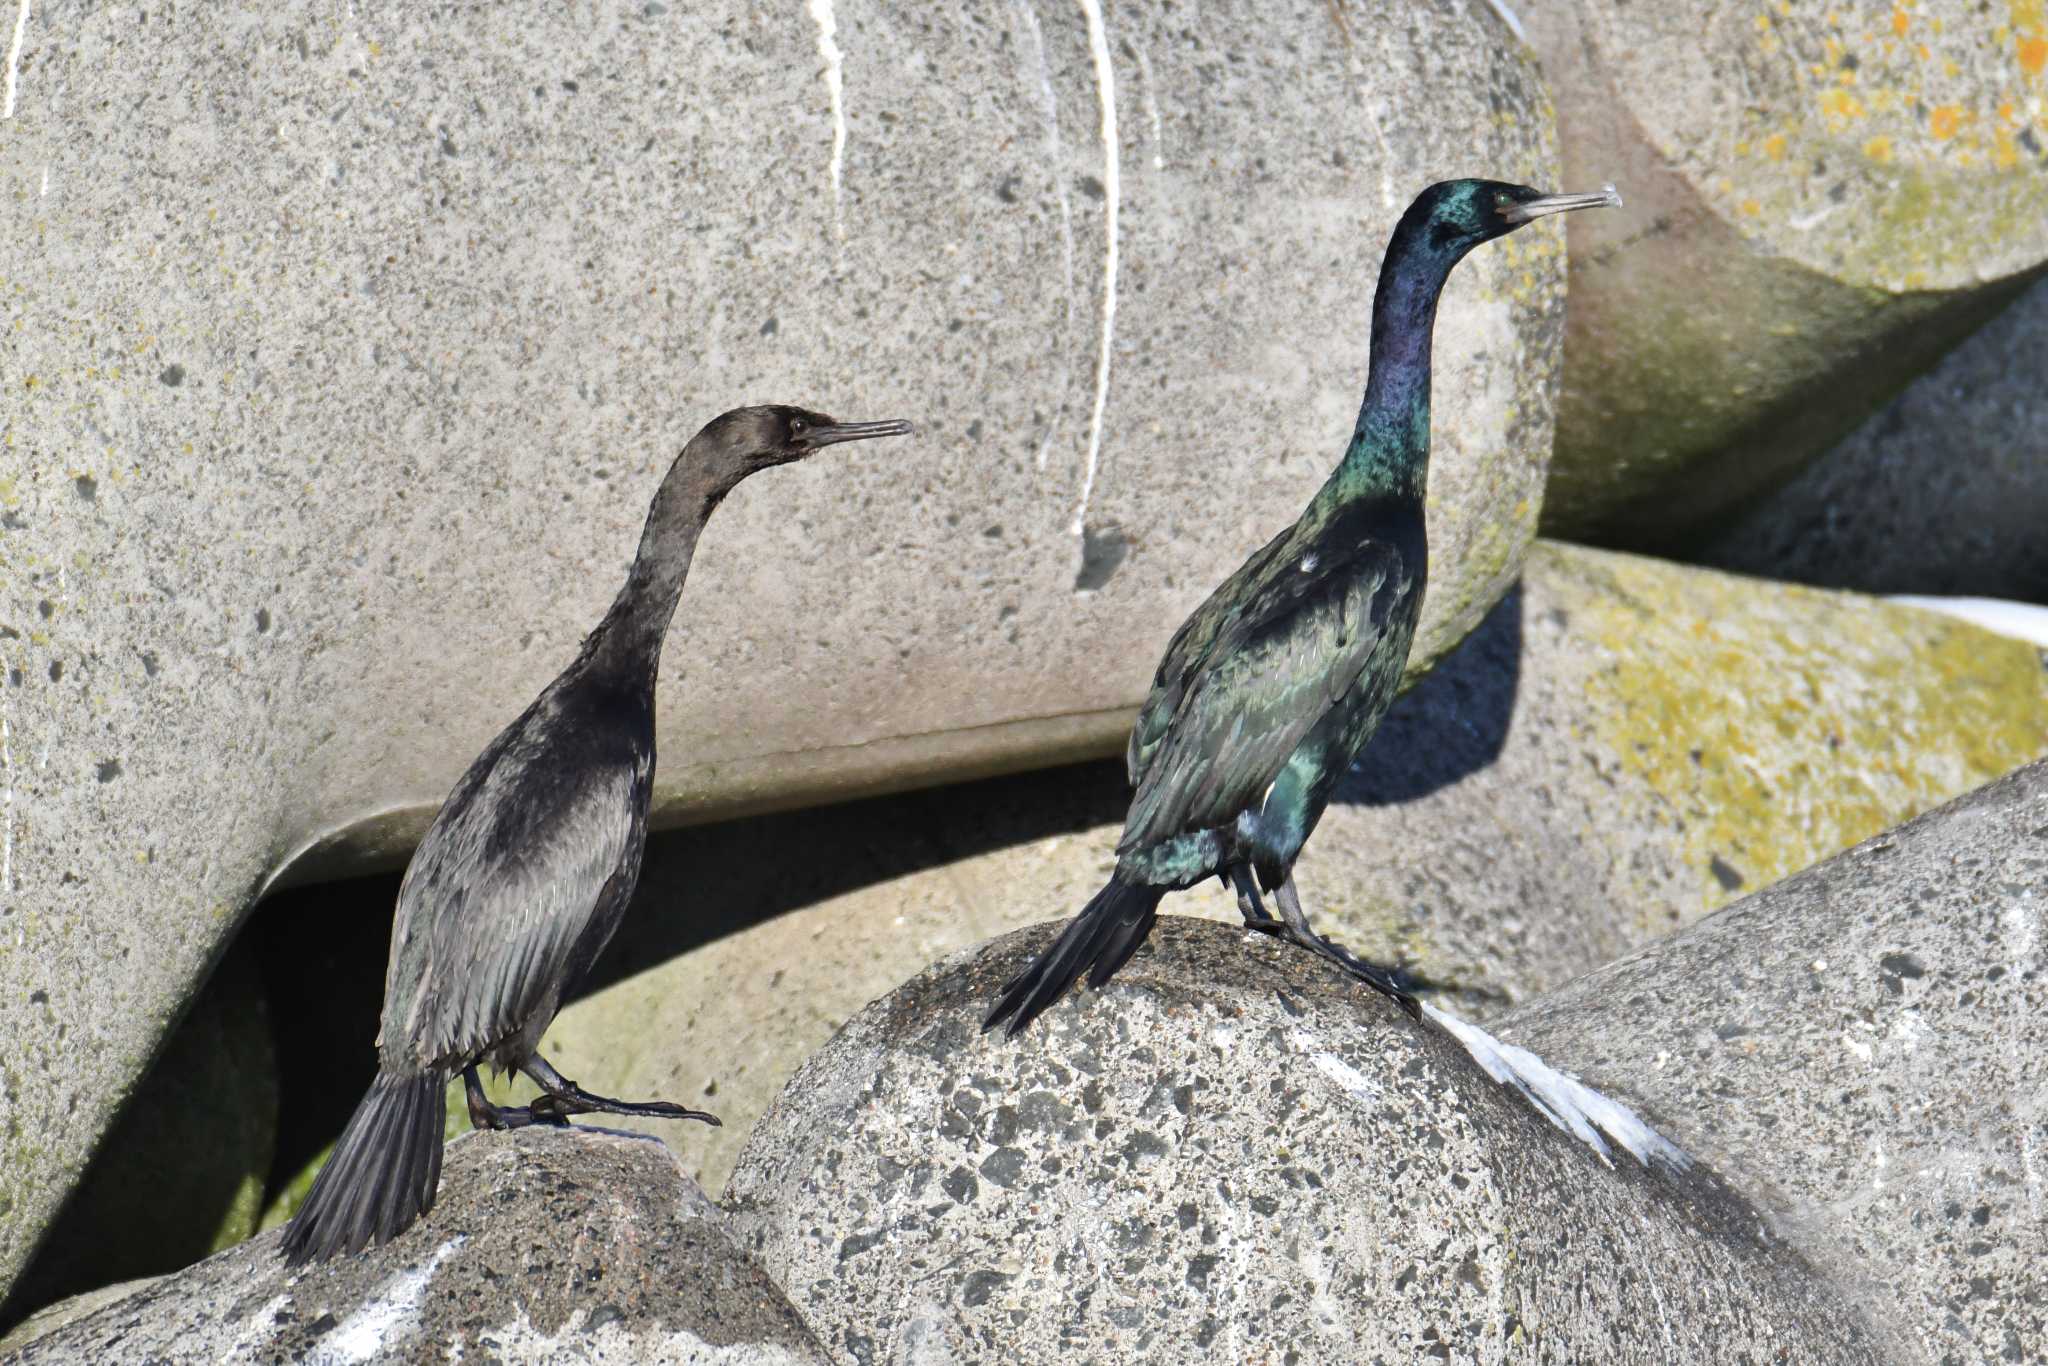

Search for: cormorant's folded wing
xmin=1119 ymin=533 xmax=1404 ymax=854
xmin=1126 ymin=526 xmax=1295 ymax=785
xmin=381 ymin=713 xmax=646 ymax=1067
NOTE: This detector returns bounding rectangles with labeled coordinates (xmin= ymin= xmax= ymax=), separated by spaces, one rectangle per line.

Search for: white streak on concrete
xmin=1423 ymin=1003 xmax=1692 ymax=1173
xmin=1131 ymin=40 xmax=1164 ymax=170
xmin=39 ymin=163 xmax=48 ymax=196
xmin=806 ymin=0 xmax=848 ymax=241
xmin=1479 ymin=0 xmax=1526 ymax=44
xmin=1014 ymin=0 xmax=1076 ymax=471
xmin=2 ymin=0 xmax=28 ymax=121
xmin=1788 ymin=203 xmax=1838 ymax=232
xmin=1303 ymin=1040 xmax=1383 ymax=1105
xmin=2022 ymin=1127 xmax=2044 ymax=1227
xmin=1635 ymin=1216 xmax=1681 ymax=1355
xmin=1359 ymin=99 xmax=1397 ymax=212
xmin=327 ymin=1235 xmax=467 ymax=1363
xmin=1889 ymin=594 xmax=2048 ymax=650
xmin=1072 ymin=0 xmax=1120 ymax=536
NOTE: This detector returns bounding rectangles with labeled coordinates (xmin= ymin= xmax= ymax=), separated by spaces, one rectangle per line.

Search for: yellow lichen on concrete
xmin=1547 ymin=543 xmax=2048 ymax=913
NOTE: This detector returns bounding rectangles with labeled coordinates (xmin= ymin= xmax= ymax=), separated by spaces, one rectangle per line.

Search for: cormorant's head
xmin=699 ymin=405 xmax=915 ymax=474
xmin=1403 ymin=179 xmax=1621 ymax=258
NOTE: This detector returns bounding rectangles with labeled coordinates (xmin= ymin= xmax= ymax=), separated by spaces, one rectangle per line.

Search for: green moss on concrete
xmin=1548 ymin=542 xmax=2048 ymax=913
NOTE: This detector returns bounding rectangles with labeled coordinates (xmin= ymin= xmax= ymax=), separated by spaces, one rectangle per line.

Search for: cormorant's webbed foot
xmin=1245 ymin=876 xmax=1425 ymax=1021
xmin=464 ymin=1065 xmax=568 ymax=1131
xmin=519 ymin=1054 xmax=722 ymax=1127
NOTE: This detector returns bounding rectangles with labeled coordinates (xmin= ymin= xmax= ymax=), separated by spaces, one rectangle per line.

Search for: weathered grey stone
xmin=7 ymin=1127 xmax=827 ymax=1364
xmin=724 ymin=917 xmax=1888 ymax=1363
xmin=1700 ymin=277 xmax=2048 ymax=600
xmin=1498 ymin=758 xmax=2048 ymax=1366
xmin=0 ymin=938 xmax=276 ymax=1330
xmin=1524 ymin=0 xmax=2048 ymax=545
xmin=504 ymin=540 xmax=2048 ymax=1200
xmin=1 ymin=0 xmax=1564 ymax=1293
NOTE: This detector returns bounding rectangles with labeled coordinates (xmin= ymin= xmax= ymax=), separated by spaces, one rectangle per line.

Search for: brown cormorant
xmin=282 ymin=405 xmax=911 ymax=1263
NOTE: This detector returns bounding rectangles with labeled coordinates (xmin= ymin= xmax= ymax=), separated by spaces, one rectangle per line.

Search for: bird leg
xmin=1258 ymin=877 xmax=1423 ymax=1021
xmin=463 ymin=1065 xmax=564 ymax=1131
xmin=517 ymin=1053 xmax=722 ymax=1127
xmin=1229 ymin=865 xmax=1285 ymax=933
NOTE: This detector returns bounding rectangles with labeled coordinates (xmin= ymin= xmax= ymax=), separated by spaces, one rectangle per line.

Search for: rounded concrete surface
xmin=5 ymin=1127 xmax=828 ymax=1364
xmin=1525 ymin=0 xmax=2048 ymax=544
xmin=1589 ymin=0 xmax=2048 ymax=291
xmin=1501 ymin=758 xmax=2048 ymax=1365
xmin=724 ymin=919 xmax=1886 ymax=1363
xmin=0 ymin=0 xmax=1562 ymax=1294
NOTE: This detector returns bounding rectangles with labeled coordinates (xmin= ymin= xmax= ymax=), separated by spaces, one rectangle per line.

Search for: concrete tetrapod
xmin=1523 ymin=0 xmax=2048 ymax=545
xmin=1499 ymin=757 xmax=2048 ymax=1365
xmin=0 ymin=1127 xmax=828 ymax=1364
xmin=0 ymin=0 xmax=1562 ymax=1293
xmin=1700 ymin=276 xmax=2048 ymax=601
xmin=724 ymin=919 xmax=1889 ymax=1363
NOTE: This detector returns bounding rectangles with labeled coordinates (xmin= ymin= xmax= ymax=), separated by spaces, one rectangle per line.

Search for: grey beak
xmin=1502 ymin=184 xmax=1623 ymax=225
xmin=807 ymin=418 xmax=915 ymax=448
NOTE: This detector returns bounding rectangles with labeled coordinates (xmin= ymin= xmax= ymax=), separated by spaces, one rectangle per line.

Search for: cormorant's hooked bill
xmin=1500 ymin=184 xmax=1623 ymax=224
xmin=798 ymin=417 xmax=914 ymax=448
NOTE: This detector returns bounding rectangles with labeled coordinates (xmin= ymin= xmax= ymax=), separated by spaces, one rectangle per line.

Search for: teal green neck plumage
xmin=1325 ymin=199 xmax=1470 ymax=506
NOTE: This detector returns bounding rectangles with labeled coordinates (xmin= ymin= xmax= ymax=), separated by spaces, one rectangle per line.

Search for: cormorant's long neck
xmin=581 ymin=452 xmax=731 ymax=686
xmin=1333 ymin=232 xmax=1458 ymax=503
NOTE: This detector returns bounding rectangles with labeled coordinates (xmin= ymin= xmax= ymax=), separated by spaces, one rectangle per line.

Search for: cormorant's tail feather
xmin=983 ymin=879 xmax=1165 ymax=1037
xmin=280 ymin=1069 xmax=447 ymax=1266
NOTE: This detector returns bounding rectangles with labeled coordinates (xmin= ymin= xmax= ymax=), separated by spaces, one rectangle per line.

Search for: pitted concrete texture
xmin=4 ymin=1127 xmax=827 ymax=1364
xmin=1498 ymin=759 xmax=2048 ymax=1366
xmin=723 ymin=918 xmax=1887 ymax=1364
xmin=1524 ymin=0 xmax=2048 ymax=545
xmin=0 ymin=0 xmax=1563 ymax=1294
xmin=1701 ymin=276 xmax=2048 ymax=602
xmin=486 ymin=539 xmax=2048 ymax=1198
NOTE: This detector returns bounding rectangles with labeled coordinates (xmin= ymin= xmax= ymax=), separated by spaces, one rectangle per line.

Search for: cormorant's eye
xmin=789 ymin=418 xmax=809 ymax=439
xmin=1495 ymin=193 xmax=1511 ymax=212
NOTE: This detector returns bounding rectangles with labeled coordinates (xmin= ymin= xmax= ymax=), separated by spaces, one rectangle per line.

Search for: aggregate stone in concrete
xmin=1700 ymin=276 xmax=2048 ymax=602
xmin=1499 ymin=758 xmax=2048 ymax=1366
xmin=498 ymin=539 xmax=2048 ymax=1197
xmin=4 ymin=1127 xmax=827 ymax=1364
xmin=0 ymin=0 xmax=1563 ymax=1295
xmin=724 ymin=918 xmax=1887 ymax=1364
xmin=1524 ymin=0 xmax=2048 ymax=546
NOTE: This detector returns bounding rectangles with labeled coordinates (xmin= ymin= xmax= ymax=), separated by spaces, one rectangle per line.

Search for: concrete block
xmin=1525 ymin=0 xmax=2048 ymax=545
xmin=0 ymin=0 xmax=1561 ymax=1293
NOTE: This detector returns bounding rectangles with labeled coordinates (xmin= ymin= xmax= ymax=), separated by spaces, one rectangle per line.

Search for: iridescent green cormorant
xmin=282 ymin=405 xmax=912 ymax=1264
xmin=985 ymin=179 xmax=1619 ymax=1036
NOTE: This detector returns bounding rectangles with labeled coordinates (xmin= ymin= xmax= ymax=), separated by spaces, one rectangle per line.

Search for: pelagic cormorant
xmin=282 ymin=405 xmax=911 ymax=1264
xmin=985 ymin=179 xmax=1619 ymax=1036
